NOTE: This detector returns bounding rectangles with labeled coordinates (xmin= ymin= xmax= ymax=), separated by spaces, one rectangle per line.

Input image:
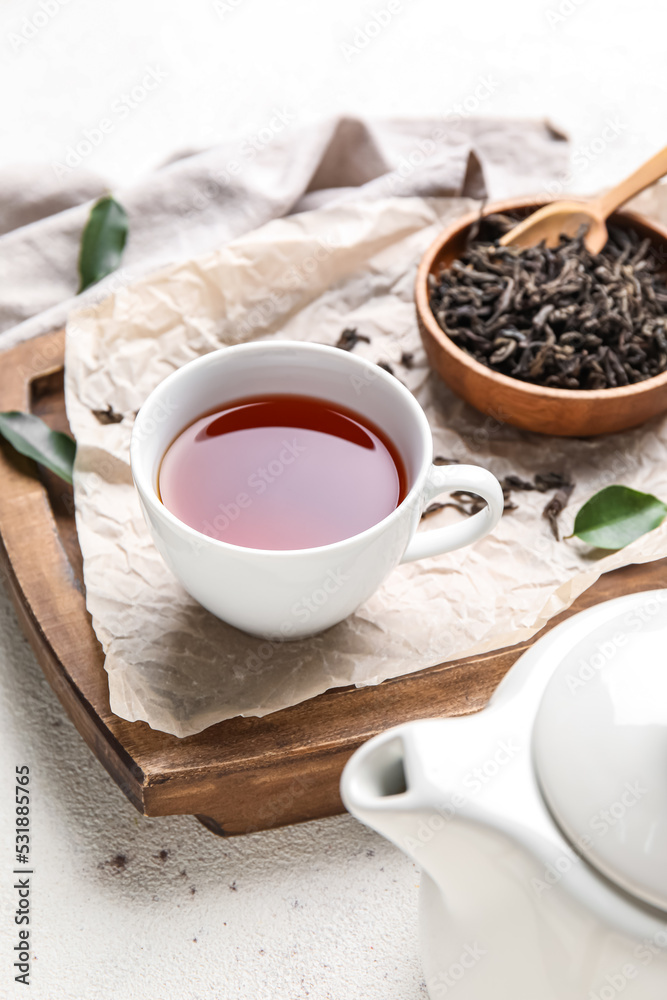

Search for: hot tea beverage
xmin=134 ymin=340 xmax=503 ymax=635
xmin=158 ymin=394 xmax=408 ymax=550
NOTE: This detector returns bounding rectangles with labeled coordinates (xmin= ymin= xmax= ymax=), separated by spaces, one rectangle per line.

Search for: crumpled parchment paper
xmin=64 ymin=189 xmax=667 ymax=737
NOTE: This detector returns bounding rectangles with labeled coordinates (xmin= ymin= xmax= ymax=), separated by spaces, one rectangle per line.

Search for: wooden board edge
xmin=0 ymin=331 xmax=147 ymax=812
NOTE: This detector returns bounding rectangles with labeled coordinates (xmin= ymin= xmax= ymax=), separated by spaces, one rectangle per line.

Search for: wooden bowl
xmin=415 ymin=196 xmax=667 ymax=436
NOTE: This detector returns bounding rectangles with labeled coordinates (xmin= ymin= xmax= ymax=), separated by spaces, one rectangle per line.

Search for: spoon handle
xmin=595 ymin=144 xmax=667 ymax=219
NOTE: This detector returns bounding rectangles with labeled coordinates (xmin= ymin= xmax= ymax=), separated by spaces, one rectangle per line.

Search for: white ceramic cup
xmin=131 ymin=341 xmax=504 ymax=639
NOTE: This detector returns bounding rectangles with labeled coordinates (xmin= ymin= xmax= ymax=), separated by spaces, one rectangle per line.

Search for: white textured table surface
xmin=1 ymin=1 xmax=667 ymax=997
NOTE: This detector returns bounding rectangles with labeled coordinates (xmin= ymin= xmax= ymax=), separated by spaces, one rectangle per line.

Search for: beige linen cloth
xmin=56 ymin=119 xmax=667 ymax=737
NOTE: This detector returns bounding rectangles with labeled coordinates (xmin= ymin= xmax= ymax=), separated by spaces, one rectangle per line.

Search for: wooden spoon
xmin=499 ymin=144 xmax=667 ymax=253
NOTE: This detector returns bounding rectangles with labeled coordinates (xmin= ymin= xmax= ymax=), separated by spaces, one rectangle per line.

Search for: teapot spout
xmin=341 ymin=720 xmax=479 ymax=882
xmin=342 ymin=719 xmax=572 ymax=1000
xmin=340 ymin=727 xmax=413 ymax=849
xmin=341 ymin=716 xmax=544 ymax=891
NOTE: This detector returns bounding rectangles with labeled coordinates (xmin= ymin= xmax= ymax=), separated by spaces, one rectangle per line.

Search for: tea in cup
xmin=131 ymin=341 xmax=503 ymax=639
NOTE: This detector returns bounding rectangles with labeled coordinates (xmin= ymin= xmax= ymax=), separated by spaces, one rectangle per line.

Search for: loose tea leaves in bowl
xmin=428 ymin=215 xmax=667 ymax=390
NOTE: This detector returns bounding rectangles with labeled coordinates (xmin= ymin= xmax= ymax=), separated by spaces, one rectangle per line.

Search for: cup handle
xmin=401 ymin=464 xmax=504 ymax=563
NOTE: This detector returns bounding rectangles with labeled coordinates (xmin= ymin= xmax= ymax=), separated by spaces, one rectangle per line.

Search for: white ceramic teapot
xmin=341 ymin=590 xmax=667 ymax=999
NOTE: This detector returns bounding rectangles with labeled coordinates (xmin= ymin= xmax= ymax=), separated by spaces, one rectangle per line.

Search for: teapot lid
xmin=533 ymin=592 xmax=667 ymax=912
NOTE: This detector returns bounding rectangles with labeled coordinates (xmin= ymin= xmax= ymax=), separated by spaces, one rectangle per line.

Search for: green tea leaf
xmin=0 ymin=412 xmax=75 ymax=484
xmin=573 ymin=485 xmax=667 ymax=550
xmin=78 ymin=195 xmax=128 ymax=292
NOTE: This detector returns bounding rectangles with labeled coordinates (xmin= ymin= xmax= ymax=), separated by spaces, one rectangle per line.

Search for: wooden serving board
xmin=1 ymin=329 xmax=666 ymax=837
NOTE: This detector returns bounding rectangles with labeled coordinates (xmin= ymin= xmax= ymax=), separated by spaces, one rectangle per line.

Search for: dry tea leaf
xmin=429 ymin=219 xmax=667 ymax=390
xmin=543 ymin=482 xmax=575 ymax=540
xmin=92 ymin=406 xmax=125 ymax=425
xmin=334 ymin=327 xmax=370 ymax=351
